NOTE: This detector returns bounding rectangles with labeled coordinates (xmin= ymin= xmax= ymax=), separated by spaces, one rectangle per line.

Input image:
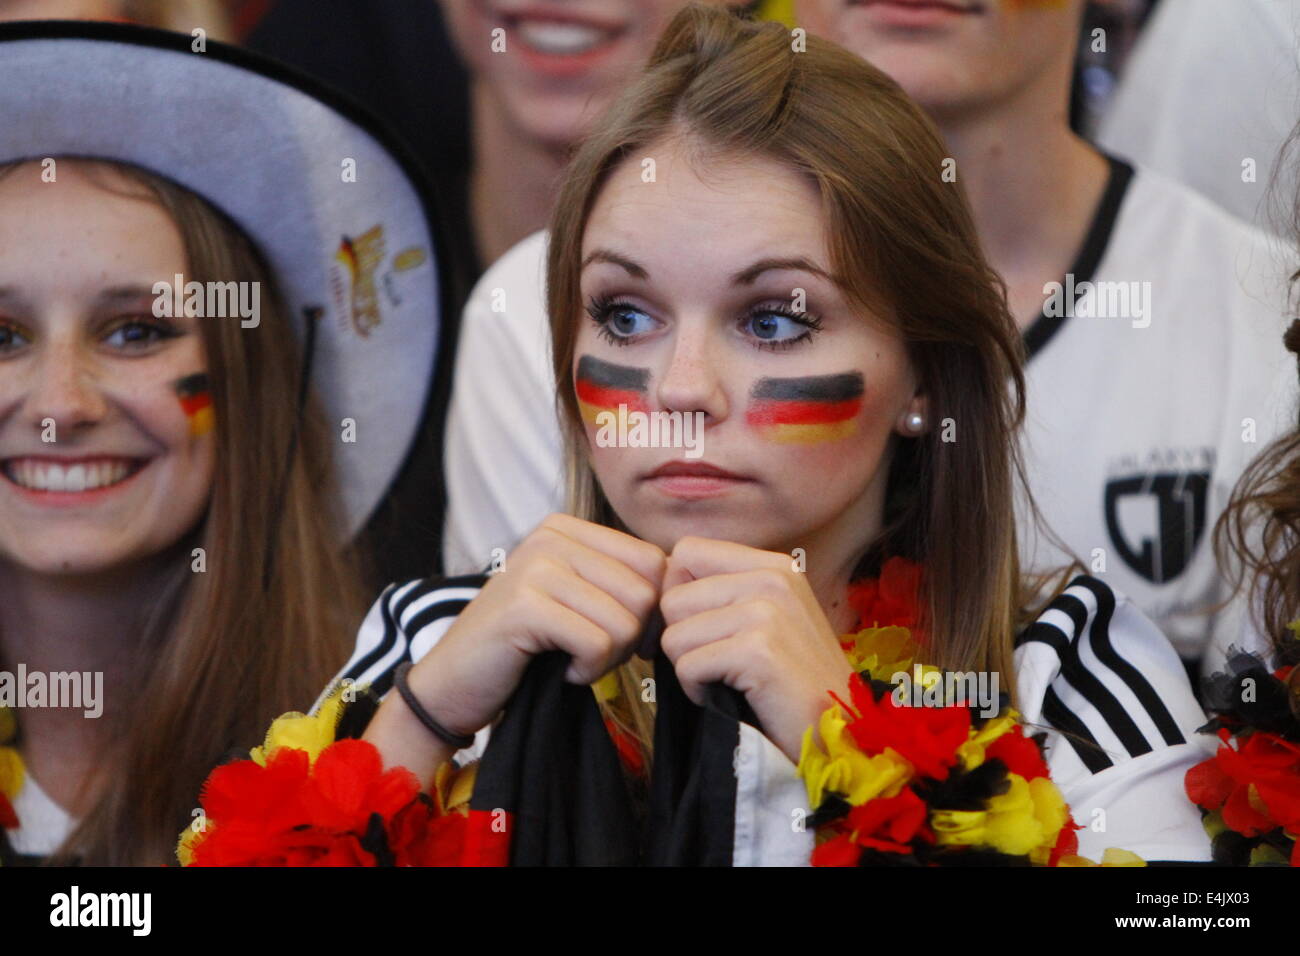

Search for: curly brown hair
xmin=1214 ymin=122 xmax=1300 ymax=714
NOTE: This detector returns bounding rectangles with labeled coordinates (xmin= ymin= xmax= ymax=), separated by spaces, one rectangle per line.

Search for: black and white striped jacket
xmin=316 ymin=572 xmax=1216 ymax=865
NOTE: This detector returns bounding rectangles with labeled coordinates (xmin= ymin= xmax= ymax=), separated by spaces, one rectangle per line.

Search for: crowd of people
xmin=1 ymin=0 xmax=1298 ymax=870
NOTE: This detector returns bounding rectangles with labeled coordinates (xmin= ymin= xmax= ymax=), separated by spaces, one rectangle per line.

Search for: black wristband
xmin=393 ymin=660 xmax=476 ymax=750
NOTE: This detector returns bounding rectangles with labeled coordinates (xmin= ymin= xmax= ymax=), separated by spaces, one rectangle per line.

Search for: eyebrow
xmin=0 ymin=285 xmax=158 ymax=308
xmin=580 ymin=250 xmax=835 ymax=286
xmin=94 ymin=285 xmax=160 ymax=306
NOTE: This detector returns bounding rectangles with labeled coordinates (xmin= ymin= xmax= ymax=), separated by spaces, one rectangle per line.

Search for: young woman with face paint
xmin=186 ymin=4 xmax=1215 ymax=866
xmin=0 ymin=158 xmax=362 ymax=866
xmin=0 ymin=23 xmax=447 ymax=865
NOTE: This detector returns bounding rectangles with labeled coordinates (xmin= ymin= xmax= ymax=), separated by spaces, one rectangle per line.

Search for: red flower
xmin=603 ymin=716 xmax=647 ymax=779
xmin=385 ymin=801 xmax=510 ymax=867
xmin=189 ymin=739 xmax=424 ymax=867
xmin=986 ymin=727 xmax=1050 ymax=781
xmin=845 ymin=788 xmax=930 ymax=851
xmin=1185 ymin=728 xmax=1300 ymax=837
xmin=837 ymin=673 xmax=969 ymax=781
xmin=300 ymin=739 xmax=420 ymax=833
xmin=847 ymin=557 xmax=925 ymax=640
xmin=0 ymin=792 xmax=16 ymax=830
xmin=810 ymin=832 xmax=865 ymax=866
xmin=1047 ymin=818 xmax=1082 ymax=867
xmin=809 ymin=790 xmax=934 ymax=865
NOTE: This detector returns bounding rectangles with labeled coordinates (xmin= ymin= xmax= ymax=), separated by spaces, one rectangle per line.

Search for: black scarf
xmin=467 ymin=650 xmax=762 ymax=866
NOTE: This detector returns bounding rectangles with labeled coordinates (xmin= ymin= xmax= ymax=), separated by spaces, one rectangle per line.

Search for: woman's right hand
xmin=363 ymin=513 xmax=666 ymax=783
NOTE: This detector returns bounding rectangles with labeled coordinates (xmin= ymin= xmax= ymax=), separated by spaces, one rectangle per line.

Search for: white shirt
xmin=322 ymin=573 xmax=1215 ymax=863
xmin=441 ymin=162 xmax=1296 ymax=663
xmin=1096 ymin=0 xmax=1300 ymax=237
xmin=1019 ymin=158 xmax=1295 ymax=662
xmin=5 ymin=763 xmax=75 ymax=858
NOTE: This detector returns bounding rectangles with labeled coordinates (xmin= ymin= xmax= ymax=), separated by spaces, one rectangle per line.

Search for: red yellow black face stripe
xmin=746 ymin=372 xmax=864 ymax=444
xmin=575 ymin=355 xmax=650 ymax=425
xmin=174 ymin=373 xmax=214 ymax=438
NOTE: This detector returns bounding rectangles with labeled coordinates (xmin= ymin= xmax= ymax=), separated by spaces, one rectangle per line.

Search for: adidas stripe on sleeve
xmin=311 ymin=573 xmax=491 ymax=762
xmin=1014 ymin=575 xmax=1217 ymax=862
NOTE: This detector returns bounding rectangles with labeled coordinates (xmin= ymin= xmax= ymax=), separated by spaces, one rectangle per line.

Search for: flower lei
xmin=797 ymin=557 xmax=1143 ymax=867
xmin=1183 ymin=622 xmax=1300 ymax=866
xmin=0 ymin=706 xmax=21 ymax=838
xmin=181 ymin=557 xmax=1144 ymax=867
xmin=177 ymin=687 xmax=503 ymax=866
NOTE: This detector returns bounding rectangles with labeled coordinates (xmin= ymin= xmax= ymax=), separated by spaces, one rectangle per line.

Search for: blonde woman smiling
xmin=0 ymin=21 xmax=447 ymax=864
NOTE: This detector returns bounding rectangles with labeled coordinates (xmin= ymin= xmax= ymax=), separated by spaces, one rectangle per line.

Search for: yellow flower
xmin=1057 ymin=848 xmax=1147 ymax=867
xmin=176 ymin=820 xmax=208 ymax=867
xmin=591 ymin=671 xmax=621 ymax=703
xmin=840 ymin=626 xmax=923 ymax=681
xmin=797 ymin=701 xmax=913 ymax=808
xmin=433 ymin=759 xmax=479 ymax=815
xmin=249 ymin=682 xmax=352 ymax=767
xmin=1201 ymin=809 xmax=1227 ymax=839
xmin=933 ymin=774 xmax=1069 ymax=857
xmin=956 ymin=712 xmax=1020 ymax=771
xmin=0 ymin=744 xmax=24 ymax=802
xmin=1249 ymin=843 xmax=1289 ymax=866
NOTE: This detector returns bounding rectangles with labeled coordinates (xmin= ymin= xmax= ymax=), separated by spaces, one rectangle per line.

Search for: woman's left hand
xmin=658 ymin=536 xmax=856 ymax=764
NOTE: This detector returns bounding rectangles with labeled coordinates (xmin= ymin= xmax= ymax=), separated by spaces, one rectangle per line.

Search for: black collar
xmin=1022 ymin=153 xmax=1136 ymax=360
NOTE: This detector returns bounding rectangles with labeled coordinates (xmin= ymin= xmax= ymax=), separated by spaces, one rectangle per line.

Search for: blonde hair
xmin=545 ymin=4 xmax=1032 ymax=758
xmin=0 ymin=158 xmax=364 ymax=865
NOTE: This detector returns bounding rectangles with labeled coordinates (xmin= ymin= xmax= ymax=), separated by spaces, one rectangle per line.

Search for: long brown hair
xmin=0 ymin=158 xmax=364 ymax=865
xmin=1214 ymin=120 xmax=1300 ymax=712
xmin=545 ymin=4 xmax=1030 ymax=753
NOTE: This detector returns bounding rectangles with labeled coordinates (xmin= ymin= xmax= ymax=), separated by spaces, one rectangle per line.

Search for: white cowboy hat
xmin=0 ymin=19 xmax=450 ymax=538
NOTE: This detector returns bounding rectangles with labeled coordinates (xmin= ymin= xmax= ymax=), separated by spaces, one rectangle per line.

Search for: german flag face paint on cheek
xmin=746 ymin=372 xmax=865 ymax=444
xmin=174 ymin=373 xmax=214 ymax=438
xmin=575 ymin=355 xmax=650 ymax=425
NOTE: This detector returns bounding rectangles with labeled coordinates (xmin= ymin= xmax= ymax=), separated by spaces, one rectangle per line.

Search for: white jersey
xmin=1019 ymin=156 xmax=1295 ymax=662
xmin=1095 ymin=0 xmax=1300 ymax=238
xmin=441 ymin=159 xmax=1296 ymax=662
xmin=324 ymin=573 xmax=1215 ymax=863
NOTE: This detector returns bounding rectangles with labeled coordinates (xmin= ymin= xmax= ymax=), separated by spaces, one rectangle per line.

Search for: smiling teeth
xmin=514 ymin=19 xmax=610 ymax=55
xmin=6 ymin=460 xmax=133 ymax=492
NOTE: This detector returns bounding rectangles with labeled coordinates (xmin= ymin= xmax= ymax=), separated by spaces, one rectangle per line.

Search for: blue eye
xmin=586 ymin=296 xmax=656 ymax=346
xmin=103 ymin=318 xmax=179 ymax=350
xmin=0 ymin=323 xmax=30 ymax=353
xmin=744 ymin=305 xmax=823 ymax=351
xmin=748 ymin=311 xmax=805 ymax=341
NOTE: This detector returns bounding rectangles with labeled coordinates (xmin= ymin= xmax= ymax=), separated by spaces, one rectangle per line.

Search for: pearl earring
xmin=906 ymin=412 xmax=924 ymax=434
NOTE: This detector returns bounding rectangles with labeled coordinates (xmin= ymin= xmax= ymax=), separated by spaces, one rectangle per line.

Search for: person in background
xmin=441 ymin=0 xmax=1296 ymax=686
xmin=1183 ymin=131 xmax=1300 ymax=867
xmin=801 ymin=0 xmax=1297 ymax=682
xmin=246 ymin=0 xmax=761 ymax=590
xmin=1096 ymin=0 xmax=1300 ymax=239
xmin=0 ymin=22 xmax=442 ymax=864
xmin=0 ymin=0 xmax=233 ymax=36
